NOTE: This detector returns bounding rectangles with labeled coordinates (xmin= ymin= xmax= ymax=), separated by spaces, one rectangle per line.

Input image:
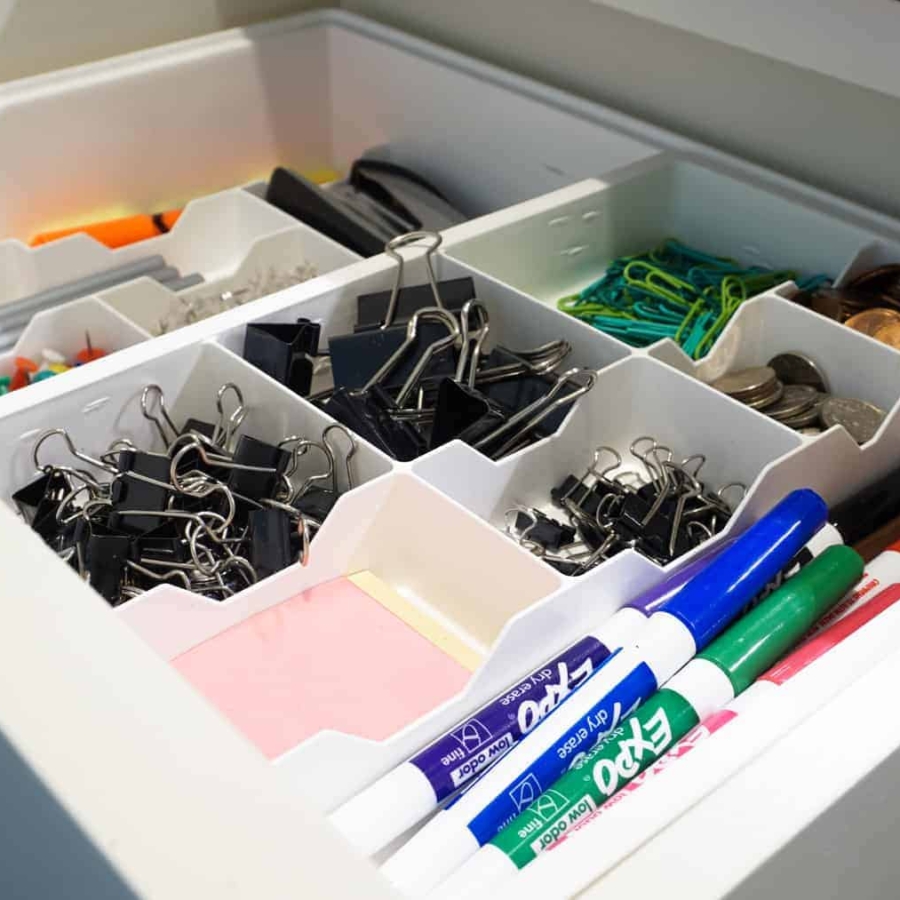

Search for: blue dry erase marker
xmin=380 ymin=488 xmax=828 ymax=898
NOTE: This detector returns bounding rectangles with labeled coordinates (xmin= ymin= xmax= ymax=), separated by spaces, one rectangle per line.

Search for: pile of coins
xmin=799 ymin=264 xmax=900 ymax=350
xmin=708 ymin=351 xmax=886 ymax=444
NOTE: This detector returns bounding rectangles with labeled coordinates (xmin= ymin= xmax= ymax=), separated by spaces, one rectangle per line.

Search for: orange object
xmin=76 ymin=347 xmax=106 ymax=365
xmin=10 ymin=358 xmax=36 ymax=391
xmin=30 ymin=209 xmax=183 ymax=249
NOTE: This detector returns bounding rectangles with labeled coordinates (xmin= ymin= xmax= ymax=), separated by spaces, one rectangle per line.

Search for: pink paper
xmin=172 ymin=576 xmax=471 ymax=759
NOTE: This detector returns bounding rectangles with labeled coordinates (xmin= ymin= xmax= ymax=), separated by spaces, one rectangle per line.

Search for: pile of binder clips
xmin=241 ymin=232 xmax=598 ymax=461
xmin=558 ymin=239 xmax=829 ymax=359
xmin=13 ymin=384 xmax=356 ymax=605
xmin=504 ymin=438 xmax=744 ymax=575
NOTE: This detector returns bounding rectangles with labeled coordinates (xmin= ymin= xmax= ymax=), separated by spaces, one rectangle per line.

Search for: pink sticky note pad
xmin=172 ymin=575 xmax=472 ymax=759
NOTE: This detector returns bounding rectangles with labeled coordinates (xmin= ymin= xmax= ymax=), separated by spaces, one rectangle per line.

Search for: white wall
xmin=1 ymin=0 xmax=899 ymax=218
xmin=0 ymin=0 xmax=325 ymax=81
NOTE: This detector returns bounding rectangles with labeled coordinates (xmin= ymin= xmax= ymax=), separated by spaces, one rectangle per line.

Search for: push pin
xmin=10 ymin=356 xmax=38 ymax=390
xmin=76 ymin=331 xmax=106 ymax=365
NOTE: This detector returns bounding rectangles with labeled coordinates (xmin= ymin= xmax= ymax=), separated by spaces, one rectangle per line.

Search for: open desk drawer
xmin=4 ymin=10 xmax=900 ymax=900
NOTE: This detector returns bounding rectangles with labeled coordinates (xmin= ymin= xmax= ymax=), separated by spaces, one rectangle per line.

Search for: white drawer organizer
xmin=5 ymin=11 xmax=900 ymax=900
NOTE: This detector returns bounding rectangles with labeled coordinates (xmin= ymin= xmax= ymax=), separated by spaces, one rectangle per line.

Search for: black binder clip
xmin=109 ymin=450 xmax=173 ymax=534
xmin=226 ymin=435 xmax=292 ymax=499
xmin=249 ymin=508 xmax=293 ymax=581
xmin=81 ymin=522 xmax=132 ymax=605
xmin=242 ymin=317 xmax=322 ymax=397
xmin=328 ymin=233 xmax=462 ymax=391
xmin=429 ymin=300 xmax=504 ymax=449
xmin=324 ymin=385 xmax=428 ymax=462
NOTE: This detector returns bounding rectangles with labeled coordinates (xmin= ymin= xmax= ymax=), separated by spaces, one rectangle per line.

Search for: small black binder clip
xmin=84 ymin=527 xmax=132 ymax=605
xmin=249 ymin=508 xmax=293 ymax=581
xmin=12 ymin=470 xmax=70 ymax=532
xmin=514 ymin=510 xmax=576 ymax=552
xmin=227 ymin=435 xmax=292 ymax=499
xmin=109 ymin=450 xmax=172 ymax=534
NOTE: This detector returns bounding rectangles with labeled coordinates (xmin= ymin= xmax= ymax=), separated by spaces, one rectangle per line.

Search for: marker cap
xmin=662 ymin=489 xmax=828 ymax=649
xmin=698 ymin=545 xmax=863 ymax=695
xmin=625 ymin=539 xmax=734 ymax=617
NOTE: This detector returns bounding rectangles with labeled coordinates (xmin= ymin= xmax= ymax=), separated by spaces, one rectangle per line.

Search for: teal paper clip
xmin=558 ymin=238 xmax=827 ymax=359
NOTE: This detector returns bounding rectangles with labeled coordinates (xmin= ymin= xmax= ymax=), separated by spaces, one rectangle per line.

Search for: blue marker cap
xmin=660 ymin=488 xmax=828 ymax=649
xmin=625 ymin=537 xmax=736 ymax=617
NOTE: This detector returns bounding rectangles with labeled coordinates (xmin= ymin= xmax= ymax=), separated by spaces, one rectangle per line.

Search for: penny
xmin=848 ymin=264 xmax=900 ymax=294
xmin=820 ymin=396 xmax=886 ymax=445
xmin=845 ymin=308 xmax=900 ymax=338
xmin=768 ymin=352 xmax=829 ymax=393
xmin=805 ymin=287 xmax=846 ymax=322
xmin=873 ymin=320 xmax=900 ymax=350
xmin=709 ymin=366 xmax=778 ymax=399
xmin=765 ymin=384 xmax=819 ymax=421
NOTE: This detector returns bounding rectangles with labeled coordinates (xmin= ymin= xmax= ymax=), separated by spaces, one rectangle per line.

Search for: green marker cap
xmin=698 ymin=544 xmax=863 ymax=695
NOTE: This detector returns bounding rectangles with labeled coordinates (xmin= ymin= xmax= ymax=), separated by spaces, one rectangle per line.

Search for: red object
xmin=762 ymin=582 xmax=900 ymax=685
xmin=10 ymin=357 xmax=37 ymax=391
xmin=76 ymin=347 xmax=106 ymax=364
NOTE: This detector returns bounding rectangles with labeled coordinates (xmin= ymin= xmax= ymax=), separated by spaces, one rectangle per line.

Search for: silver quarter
xmin=768 ymin=352 xmax=829 ymax=393
xmin=710 ymin=366 xmax=778 ymax=399
xmin=765 ymin=384 xmax=819 ymax=421
xmin=743 ymin=380 xmax=784 ymax=410
xmin=820 ymin=396 xmax=886 ymax=444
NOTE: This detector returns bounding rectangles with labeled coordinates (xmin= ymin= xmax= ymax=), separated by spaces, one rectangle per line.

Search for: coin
xmin=768 ymin=352 xmax=829 ymax=393
xmin=820 ymin=396 xmax=886 ymax=445
xmin=845 ymin=308 xmax=900 ymax=338
xmin=805 ymin=287 xmax=845 ymax=321
xmin=848 ymin=264 xmax=900 ymax=294
xmin=765 ymin=384 xmax=818 ymax=421
xmin=873 ymin=320 xmax=900 ymax=350
xmin=780 ymin=403 xmax=825 ymax=429
xmin=709 ymin=366 xmax=778 ymax=399
xmin=743 ymin=380 xmax=784 ymax=410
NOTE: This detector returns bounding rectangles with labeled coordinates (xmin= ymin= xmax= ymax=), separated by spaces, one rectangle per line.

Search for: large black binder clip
xmin=242 ymin=317 xmax=322 ymax=397
xmin=329 ymin=233 xmax=462 ymax=391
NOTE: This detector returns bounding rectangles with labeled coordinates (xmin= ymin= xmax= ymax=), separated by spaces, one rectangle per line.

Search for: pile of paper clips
xmin=504 ymin=437 xmax=745 ymax=575
xmin=240 ymin=232 xmax=598 ymax=461
xmin=557 ymin=239 xmax=828 ymax=359
xmin=12 ymin=383 xmax=356 ymax=605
